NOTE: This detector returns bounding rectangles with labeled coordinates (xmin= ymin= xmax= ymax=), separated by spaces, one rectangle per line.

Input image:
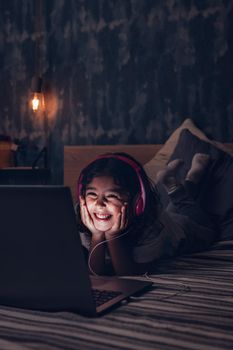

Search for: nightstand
xmin=0 ymin=167 xmax=51 ymax=185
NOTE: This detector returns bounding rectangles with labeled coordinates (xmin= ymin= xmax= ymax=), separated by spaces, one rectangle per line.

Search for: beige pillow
xmin=144 ymin=118 xmax=232 ymax=183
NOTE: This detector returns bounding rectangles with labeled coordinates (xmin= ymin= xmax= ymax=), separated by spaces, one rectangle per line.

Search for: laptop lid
xmin=0 ymin=186 xmax=152 ymax=316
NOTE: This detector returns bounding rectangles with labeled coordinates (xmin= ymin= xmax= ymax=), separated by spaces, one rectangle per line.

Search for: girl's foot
xmin=156 ymin=159 xmax=184 ymax=194
xmin=186 ymin=153 xmax=210 ymax=183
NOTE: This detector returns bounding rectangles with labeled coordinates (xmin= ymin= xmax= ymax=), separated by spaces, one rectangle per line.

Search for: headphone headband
xmin=77 ymin=154 xmax=146 ymax=216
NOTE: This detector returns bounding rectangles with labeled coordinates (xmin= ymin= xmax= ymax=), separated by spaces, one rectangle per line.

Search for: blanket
xmin=0 ymin=240 xmax=232 ymax=350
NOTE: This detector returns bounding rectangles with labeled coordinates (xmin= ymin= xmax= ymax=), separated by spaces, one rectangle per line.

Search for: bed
xmin=0 ymin=241 xmax=232 ymax=350
xmin=1 ymin=120 xmax=233 ymax=350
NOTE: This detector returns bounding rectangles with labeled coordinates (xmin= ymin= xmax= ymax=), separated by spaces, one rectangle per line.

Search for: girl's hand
xmin=79 ymin=197 xmax=104 ymax=237
xmin=105 ymin=204 xmax=128 ymax=239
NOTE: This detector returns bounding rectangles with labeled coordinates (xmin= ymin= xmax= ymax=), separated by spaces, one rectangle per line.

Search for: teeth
xmin=95 ymin=214 xmax=110 ymax=219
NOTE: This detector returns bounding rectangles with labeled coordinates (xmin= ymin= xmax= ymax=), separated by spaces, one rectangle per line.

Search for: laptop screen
xmin=0 ymin=186 xmax=95 ymax=314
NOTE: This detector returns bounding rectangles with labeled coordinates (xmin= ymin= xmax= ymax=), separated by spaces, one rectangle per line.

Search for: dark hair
xmin=77 ymin=152 xmax=160 ymax=227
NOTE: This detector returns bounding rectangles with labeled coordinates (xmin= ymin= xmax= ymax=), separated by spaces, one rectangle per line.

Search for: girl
xmin=76 ymin=152 xmax=218 ymax=276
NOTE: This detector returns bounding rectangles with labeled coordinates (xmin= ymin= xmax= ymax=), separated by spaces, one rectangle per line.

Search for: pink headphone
xmin=77 ymin=154 xmax=146 ymax=216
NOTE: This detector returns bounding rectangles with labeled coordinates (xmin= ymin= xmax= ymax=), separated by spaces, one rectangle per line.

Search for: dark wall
xmin=0 ymin=0 xmax=233 ymax=183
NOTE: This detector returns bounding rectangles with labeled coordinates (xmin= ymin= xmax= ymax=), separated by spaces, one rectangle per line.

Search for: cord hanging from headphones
xmin=88 ymin=230 xmax=130 ymax=276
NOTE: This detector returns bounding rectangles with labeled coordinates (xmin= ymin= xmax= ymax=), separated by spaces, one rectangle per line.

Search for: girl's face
xmin=84 ymin=176 xmax=129 ymax=232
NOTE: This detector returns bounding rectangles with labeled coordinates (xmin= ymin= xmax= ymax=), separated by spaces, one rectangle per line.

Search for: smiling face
xmin=84 ymin=176 xmax=129 ymax=232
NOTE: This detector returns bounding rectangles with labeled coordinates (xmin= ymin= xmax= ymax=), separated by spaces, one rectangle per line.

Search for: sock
xmin=186 ymin=153 xmax=210 ymax=183
xmin=156 ymin=159 xmax=184 ymax=194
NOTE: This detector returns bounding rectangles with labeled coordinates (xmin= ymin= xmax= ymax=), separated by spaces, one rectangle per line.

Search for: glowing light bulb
xmin=30 ymin=77 xmax=45 ymax=112
xmin=31 ymin=93 xmax=40 ymax=111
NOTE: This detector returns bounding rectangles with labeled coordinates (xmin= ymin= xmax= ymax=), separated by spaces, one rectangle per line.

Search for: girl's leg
xmin=156 ymin=153 xmax=213 ymax=229
xmin=156 ymin=153 xmax=210 ymax=196
xmin=168 ymin=181 xmax=214 ymax=229
xmin=157 ymin=154 xmax=219 ymax=254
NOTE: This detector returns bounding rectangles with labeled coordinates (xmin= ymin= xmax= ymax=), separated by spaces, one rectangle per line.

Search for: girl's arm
xmin=106 ymin=234 xmax=140 ymax=275
xmin=105 ymin=208 xmax=141 ymax=275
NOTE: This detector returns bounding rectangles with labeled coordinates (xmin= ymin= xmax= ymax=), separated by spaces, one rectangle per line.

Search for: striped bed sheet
xmin=0 ymin=240 xmax=232 ymax=350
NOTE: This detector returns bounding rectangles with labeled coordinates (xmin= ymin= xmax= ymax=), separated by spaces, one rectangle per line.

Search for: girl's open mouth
xmin=94 ymin=213 xmax=111 ymax=220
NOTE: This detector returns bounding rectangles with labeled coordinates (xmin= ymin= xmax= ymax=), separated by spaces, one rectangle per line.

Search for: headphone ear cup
xmin=74 ymin=202 xmax=80 ymax=215
xmin=77 ymin=174 xmax=83 ymax=202
xmin=135 ymin=195 xmax=144 ymax=216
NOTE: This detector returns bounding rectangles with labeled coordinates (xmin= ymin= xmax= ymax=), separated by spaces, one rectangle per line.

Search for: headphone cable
xmin=88 ymin=230 xmax=130 ymax=276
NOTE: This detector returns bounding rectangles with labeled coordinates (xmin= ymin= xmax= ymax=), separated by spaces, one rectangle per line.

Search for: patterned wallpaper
xmin=0 ymin=0 xmax=232 ymax=183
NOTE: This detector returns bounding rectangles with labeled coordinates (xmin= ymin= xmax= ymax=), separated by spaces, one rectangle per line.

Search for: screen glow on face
xmin=84 ymin=176 xmax=129 ymax=232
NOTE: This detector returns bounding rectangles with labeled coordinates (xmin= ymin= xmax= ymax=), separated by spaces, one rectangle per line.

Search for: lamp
xmin=29 ymin=0 xmax=57 ymax=176
xmin=31 ymin=0 xmax=44 ymax=112
xmin=31 ymin=76 xmax=44 ymax=112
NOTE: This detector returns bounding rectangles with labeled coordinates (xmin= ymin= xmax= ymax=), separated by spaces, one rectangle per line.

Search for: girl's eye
xmin=86 ymin=192 xmax=97 ymax=198
xmin=107 ymin=193 xmax=121 ymax=200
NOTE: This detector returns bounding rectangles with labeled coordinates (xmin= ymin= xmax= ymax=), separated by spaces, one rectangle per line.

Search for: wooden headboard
xmin=64 ymin=144 xmax=162 ymax=203
xmin=64 ymin=143 xmax=233 ymax=203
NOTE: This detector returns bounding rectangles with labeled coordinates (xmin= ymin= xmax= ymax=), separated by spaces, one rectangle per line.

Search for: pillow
xmin=164 ymin=129 xmax=233 ymax=240
xmin=144 ymin=118 xmax=233 ymax=183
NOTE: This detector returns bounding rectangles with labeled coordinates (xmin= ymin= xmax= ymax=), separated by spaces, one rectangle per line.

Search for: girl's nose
xmin=96 ymin=196 xmax=106 ymax=206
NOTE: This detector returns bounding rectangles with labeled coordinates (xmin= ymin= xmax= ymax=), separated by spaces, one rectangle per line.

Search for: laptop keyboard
xmin=92 ymin=289 xmax=122 ymax=307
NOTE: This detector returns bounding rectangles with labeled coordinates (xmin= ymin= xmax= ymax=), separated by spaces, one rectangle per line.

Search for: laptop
xmin=0 ymin=185 xmax=152 ymax=316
